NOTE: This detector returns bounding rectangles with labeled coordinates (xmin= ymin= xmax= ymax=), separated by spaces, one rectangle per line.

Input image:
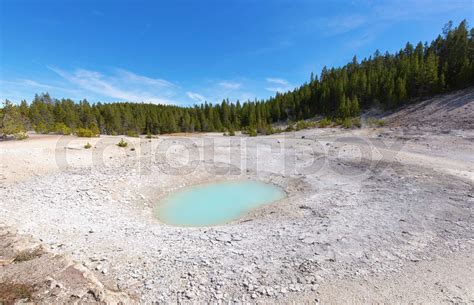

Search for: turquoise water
xmin=154 ymin=180 xmax=285 ymax=226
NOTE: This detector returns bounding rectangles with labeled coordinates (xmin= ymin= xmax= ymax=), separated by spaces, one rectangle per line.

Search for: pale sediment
xmin=0 ymin=125 xmax=473 ymax=303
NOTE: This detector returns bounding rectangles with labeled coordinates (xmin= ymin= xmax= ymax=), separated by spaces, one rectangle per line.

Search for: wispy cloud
xmin=301 ymin=13 xmax=367 ymax=39
xmin=189 ymin=78 xmax=260 ymax=104
xmin=49 ymin=66 xmax=178 ymax=104
xmin=2 ymin=68 xmax=287 ymax=105
xmin=325 ymin=14 xmax=367 ymax=35
xmin=265 ymin=77 xmax=293 ymax=93
xmin=266 ymin=78 xmax=289 ymax=86
xmin=0 ymin=79 xmax=82 ymax=102
xmin=218 ymin=81 xmax=241 ymax=90
xmin=115 ymin=68 xmax=175 ymax=87
xmin=301 ymin=0 xmax=471 ymax=52
xmin=6 ymin=79 xmax=77 ymax=93
xmin=186 ymin=91 xmax=206 ymax=103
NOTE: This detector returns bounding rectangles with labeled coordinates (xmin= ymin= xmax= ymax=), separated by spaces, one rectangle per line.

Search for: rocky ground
xmin=0 ymin=89 xmax=473 ymax=303
xmin=0 ymin=224 xmax=133 ymax=303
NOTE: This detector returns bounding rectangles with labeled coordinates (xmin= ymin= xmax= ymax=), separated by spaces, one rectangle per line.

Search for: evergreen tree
xmin=4 ymin=20 xmax=472 ymax=136
xmin=1 ymin=100 xmax=26 ymax=137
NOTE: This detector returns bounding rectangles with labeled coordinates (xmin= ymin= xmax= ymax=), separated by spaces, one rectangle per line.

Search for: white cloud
xmin=265 ymin=87 xmax=285 ymax=93
xmin=115 ymin=68 xmax=175 ymax=88
xmin=218 ymin=81 xmax=241 ymax=90
xmin=20 ymin=79 xmax=52 ymax=88
xmin=265 ymin=77 xmax=293 ymax=93
xmin=49 ymin=66 xmax=178 ymax=104
xmin=266 ymin=78 xmax=290 ymax=86
xmin=18 ymin=79 xmax=82 ymax=94
xmin=186 ymin=91 xmax=206 ymax=103
xmin=2 ymin=69 xmax=276 ymax=105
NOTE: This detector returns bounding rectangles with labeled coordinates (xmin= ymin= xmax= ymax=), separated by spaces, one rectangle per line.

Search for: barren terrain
xmin=1 ymin=89 xmax=473 ymax=303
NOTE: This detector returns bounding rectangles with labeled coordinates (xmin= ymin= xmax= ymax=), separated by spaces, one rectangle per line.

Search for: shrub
xmin=127 ymin=130 xmax=139 ymax=137
xmin=266 ymin=126 xmax=277 ymax=135
xmin=34 ymin=122 xmax=49 ymax=134
xmin=14 ymin=132 xmax=29 ymax=140
xmin=248 ymin=128 xmax=257 ymax=137
xmin=146 ymin=131 xmax=153 ymax=139
xmin=352 ymin=117 xmax=361 ymax=128
xmin=342 ymin=118 xmax=353 ymax=129
xmin=53 ymin=122 xmax=71 ymax=135
xmin=90 ymin=123 xmax=100 ymax=136
xmin=367 ymin=117 xmax=386 ymax=127
xmin=272 ymin=127 xmax=284 ymax=134
xmin=117 ymin=138 xmax=128 ymax=147
xmin=257 ymin=125 xmax=273 ymax=135
xmin=319 ymin=118 xmax=331 ymax=128
xmin=295 ymin=120 xmax=316 ymax=131
xmin=76 ymin=128 xmax=96 ymax=138
xmin=84 ymin=142 xmax=92 ymax=149
xmin=285 ymin=124 xmax=295 ymax=132
xmin=295 ymin=121 xmax=306 ymax=131
xmin=228 ymin=129 xmax=235 ymax=136
xmin=0 ymin=100 xmax=27 ymax=138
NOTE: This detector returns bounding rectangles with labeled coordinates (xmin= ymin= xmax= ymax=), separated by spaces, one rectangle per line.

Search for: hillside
xmin=384 ymin=86 xmax=474 ymax=130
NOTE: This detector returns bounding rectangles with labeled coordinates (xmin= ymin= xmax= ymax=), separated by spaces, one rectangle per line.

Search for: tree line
xmin=1 ymin=20 xmax=473 ymax=138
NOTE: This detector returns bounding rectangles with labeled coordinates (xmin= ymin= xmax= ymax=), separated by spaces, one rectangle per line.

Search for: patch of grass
xmin=13 ymin=247 xmax=43 ymax=263
xmin=84 ymin=142 xmax=92 ymax=149
xmin=117 ymin=138 xmax=128 ymax=148
xmin=0 ymin=282 xmax=34 ymax=303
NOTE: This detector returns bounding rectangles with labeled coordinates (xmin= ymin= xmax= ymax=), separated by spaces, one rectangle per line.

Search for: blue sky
xmin=0 ymin=0 xmax=472 ymax=105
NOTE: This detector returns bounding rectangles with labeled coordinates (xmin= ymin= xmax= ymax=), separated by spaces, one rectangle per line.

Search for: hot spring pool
xmin=154 ymin=180 xmax=285 ymax=226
